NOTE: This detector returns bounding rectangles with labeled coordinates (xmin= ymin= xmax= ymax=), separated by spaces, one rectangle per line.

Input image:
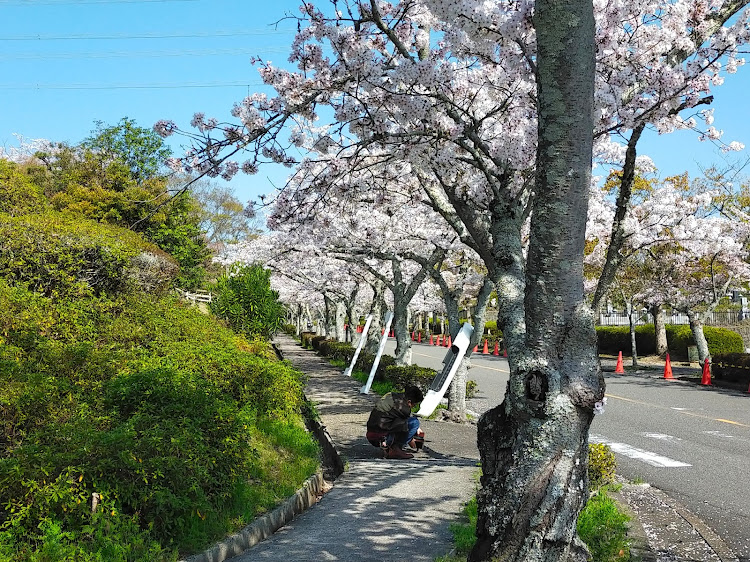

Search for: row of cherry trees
xmin=162 ymin=1 xmax=750 ymax=560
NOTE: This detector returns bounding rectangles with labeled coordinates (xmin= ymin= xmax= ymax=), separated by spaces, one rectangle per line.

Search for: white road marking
xmin=590 ymin=434 xmax=691 ymax=468
xmin=641 ymin=432 xmax=683 ymax=444
xmin=671 ymin=407 xmax=689 ymax=411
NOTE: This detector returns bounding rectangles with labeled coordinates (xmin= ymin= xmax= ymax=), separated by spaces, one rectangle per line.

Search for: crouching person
xmin=366 ymin=385 xmax=425 ymax=459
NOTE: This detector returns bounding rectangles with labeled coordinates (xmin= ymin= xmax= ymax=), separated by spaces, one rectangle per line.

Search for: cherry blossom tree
xmin=160 ymin=0 xmax=750 ymax=559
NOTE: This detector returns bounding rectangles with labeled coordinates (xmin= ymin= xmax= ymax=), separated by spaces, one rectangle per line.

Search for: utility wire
xmin=0 ymin=81 xmax=266 ymax=90
xmin=0 ymin=47 xmax=289 ymax=60
xmin=0 ymin=29 xmax=295 ymax=41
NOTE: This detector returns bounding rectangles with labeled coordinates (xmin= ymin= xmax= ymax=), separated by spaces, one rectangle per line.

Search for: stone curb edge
xmin=180 ymin=393 xmax=345 ymax=562
xmin=649 ymin=487 xmax=739 ymax=562
xmin=180 ymin=470 xmax=330 ymax=562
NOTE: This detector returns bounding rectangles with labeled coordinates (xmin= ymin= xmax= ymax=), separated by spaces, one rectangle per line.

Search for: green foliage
xmin=712 ymin=353 xmax=750 ymax=385
xmin=448 ymin=496 xmax=478 ymax=555
xmin=0 ymin=211 xmax=176 ymax=297
xmin=145 ymin=194 xmax=211 ymax=290
xmin=27 ymin=120 xmax=210 ymax=289
xmin=383 ymin=364 xmax=436 ymax=393
xmin=317 ymin=340 xmax=355 ymax=363
xmin=588 ymin=444 xmax=617 ymax=489
xmin=0 ymin=160 xmax=47 ymax=216
xmin=577 ymin=490 xmax=631 ymax=562
xmin=466 ymin=379 xmax=478 ymax=399
xmin=210 ymin=264 xmax=286 ymax=340
xmin=0 ymin=282 xmax=317 ymax=559
xmin=82 ymin=117 xmax=172 ymax=184
xmin=596 ymin=324 xmax=743 ymax=360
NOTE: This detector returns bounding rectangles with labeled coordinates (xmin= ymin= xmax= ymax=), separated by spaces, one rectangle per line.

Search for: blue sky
xmin=2 ymin=0 xmax=750 ymax=205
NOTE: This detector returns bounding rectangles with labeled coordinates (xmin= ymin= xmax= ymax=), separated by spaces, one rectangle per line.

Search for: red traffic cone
xmin=429 ymin=334 xmax=434 ymax=345
xmin=473 ymin=345 xmax=478 ymax=352
xmin=700 ymin=357 xmax=712 ymax=386
xmin=493 ymin=341 xmax=500 ymax=356
xmin=437 ymin=335 xmax=442 ymax=346
xmin=663 ymin=353 xmax=674 ymax=379
xmin=482 ymin=339 xmax=489 ymax=354
xmin=418 ymin=332 xmax=422 ymax=343
xmin=615 ymin=351 xmax=625 ymax=374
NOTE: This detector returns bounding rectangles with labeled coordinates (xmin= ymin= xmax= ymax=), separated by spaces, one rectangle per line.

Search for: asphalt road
xmin=385 ymin=340 xmax=750 ymax=561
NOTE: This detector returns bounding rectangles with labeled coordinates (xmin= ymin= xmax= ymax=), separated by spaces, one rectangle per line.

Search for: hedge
xmin=595 ymin=324 xmax=744 ymax=360
xmin=712 ymin=353 xmax=750 ymax=386
xmin=306 ymin=337 xmax=437 ymax=390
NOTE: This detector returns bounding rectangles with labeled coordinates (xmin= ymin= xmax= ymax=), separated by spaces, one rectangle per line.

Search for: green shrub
xmin=588 ymin=443 xmax=616 ymax=489
xmin=466 ymin=379 xmax=478 ymax=399
xmin=0 ymin=160 xmax=48 ymax=216
xmin=210 ymin=264 xmax=285 ymax=340
xmin=712 ymin=353 xmax=750 ymax=385
xmin=0 ymin=282 xmax=317 ymax=559
xmin=0 ymin=211 xmax=175 ymax=297
xmin=577 ymin=489 xmax=631 ymax=562
xmin=318 ymin=340 xmax=354 ymax=363
xmin=383 ymin=364 xmax=436 ymax=393
xmin=596 ymin=324 xmax=743 ymax=360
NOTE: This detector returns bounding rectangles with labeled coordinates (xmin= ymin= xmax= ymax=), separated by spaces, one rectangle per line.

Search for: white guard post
xmin=360 ymin=311 xmax=394 ymax=394
xmin=344 ymin=314 xmax=373 ymax=377
xmin=416 ymin=322 xmax=474 ymax=417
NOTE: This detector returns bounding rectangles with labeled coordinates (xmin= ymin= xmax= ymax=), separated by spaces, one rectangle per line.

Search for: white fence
xmin=598 ymin=311 xmax=749 ymax=326
xmin=176 ymin=289 xmax=213 ymax=304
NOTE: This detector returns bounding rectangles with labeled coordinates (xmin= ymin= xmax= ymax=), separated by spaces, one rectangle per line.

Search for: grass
xmin=435 ymin=486 xmax=632 ymax=562
xmin=577 ymin=488 xmax=631 ymax=561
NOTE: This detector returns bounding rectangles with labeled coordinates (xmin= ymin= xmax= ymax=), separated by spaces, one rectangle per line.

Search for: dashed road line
xmin=591 ymin=434 xmax=691 ymax=468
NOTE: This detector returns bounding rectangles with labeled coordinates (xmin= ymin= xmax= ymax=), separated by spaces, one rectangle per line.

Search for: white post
xmin=344 ymin=314 xmax=373 ymax=377
xmin=361 ymin=311 xmax=394 ymax=394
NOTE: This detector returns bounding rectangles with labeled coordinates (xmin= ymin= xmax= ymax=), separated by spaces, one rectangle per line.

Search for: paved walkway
xmin=220 ymin=336 xmax=739 ymax=562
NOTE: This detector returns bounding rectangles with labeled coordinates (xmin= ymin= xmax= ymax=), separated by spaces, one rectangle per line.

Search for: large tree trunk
xmin=625 ymin=298 xmax=639 ymax=367
xmin=335 ymin=300 xmax=347 ymax=342
xmin=687 ymin=310 xmax=710 ymax=362
xmin=366 ymin=280 xmax=387 ymax=353
xmin=650 ymin=303 xmax=668 ymax=357
xmin=393 ymin=295 xmax=413 ymax=365
xmin=448 ymin=278 xmax=494 ymax=420
xmin=471 ymin=0 xmax=603 ymax=559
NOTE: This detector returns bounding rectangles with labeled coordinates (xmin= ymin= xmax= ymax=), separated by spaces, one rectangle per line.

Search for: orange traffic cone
xmin=493 ymin=341 xmax=500 ymax=356
xmin=663 ymin=353 xmax=674 ymax=379
xmin=615 ymin=351 xmax=625 ymax=374
xmin=437 ymin=335 xmax=442 ymax=346
xmin=482 ymin=339 xmax=489 ymax=354
xmin=418 ymin=332 xmax=422 ymax=343
xmin=503 ymin=348 xmax=507 ymax=358
xmin=445 ymin=335 xmax=451 ymax=347
xmin=700 ymin=357 xmax=712 ymax=386
xmin=473 ymin=345 xmax=478 ymax=353
xmin=429 ymin=334 xmax=434 ymax=345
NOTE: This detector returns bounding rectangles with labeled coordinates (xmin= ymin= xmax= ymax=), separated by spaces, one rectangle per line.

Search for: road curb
xmin=180 ymin=471 xmax=331 ymax=562
xmin=649 ymin=487 xmax=739 ymax=562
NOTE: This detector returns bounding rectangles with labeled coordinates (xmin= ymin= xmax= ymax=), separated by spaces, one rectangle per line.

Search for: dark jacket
xmin=366 ymin=391 xmax=411 ymax=434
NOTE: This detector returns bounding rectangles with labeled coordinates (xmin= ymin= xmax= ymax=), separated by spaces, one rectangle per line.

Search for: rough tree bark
xmin=470 ymin=0 xmax=604 ymax=560
xmin=365 ymin=279 xmax=387 ymax=353
xmin=650 ymin=303 xmax=669 ymax=357
xmin=687 ymin=310 xmax=711 ymax=361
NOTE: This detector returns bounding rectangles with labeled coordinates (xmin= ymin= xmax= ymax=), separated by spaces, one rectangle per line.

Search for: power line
xmin=0 ymin=0 xmax=199 ymax=5
xmin=0 ymin=81 xmax=267 ymax=90
xmin=0 ymin=47 xmax=290 ymax=60
xmin=0 ymin=29 xmax=296 ymax=41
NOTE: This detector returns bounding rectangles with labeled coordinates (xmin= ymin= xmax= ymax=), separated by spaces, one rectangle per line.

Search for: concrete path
xmin=227 ymin=335 xmax=480 ymax=562
xmin=218 ymin=336 xmax=739 ymax=562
